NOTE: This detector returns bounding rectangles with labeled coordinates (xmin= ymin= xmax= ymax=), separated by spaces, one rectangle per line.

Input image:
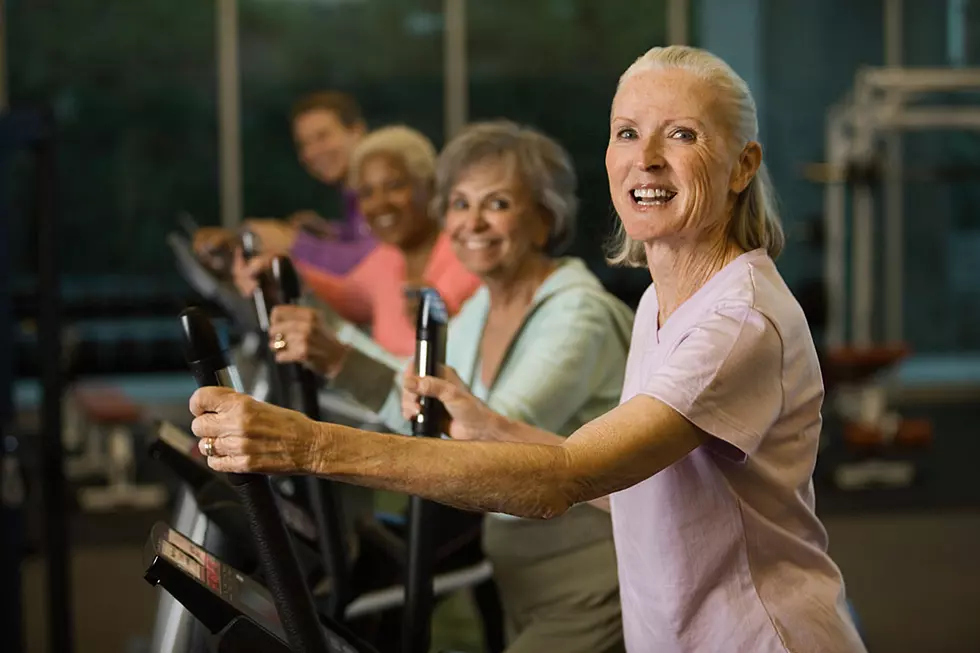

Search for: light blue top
xmin=375 ymin=257 xmax=635 ymax=444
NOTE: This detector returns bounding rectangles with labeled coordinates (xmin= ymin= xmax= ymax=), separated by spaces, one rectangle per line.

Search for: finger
xmin=247 ymin=255 xmax=272 ymax=276
xmin=189 ymin=386 xmax=240 ymax=417
xmin=402 ymin=373 xmax=459 ymax=404
xmin=273 ymin=348 xmax=309 ymax=365
xmin=401 ymin=390 xmax=420 ymax=420
xmin=200 ymin=435 xmax=251 ymax=457
xmin=207 ymin=455 xmax=251 ymax=474
xmin=268 ymin=326 xmax=310 ymax=354
xmin=191 ymin=412 xmax=227 ymax=441
xmin=269 ymin=305 xmax=312 ymax=329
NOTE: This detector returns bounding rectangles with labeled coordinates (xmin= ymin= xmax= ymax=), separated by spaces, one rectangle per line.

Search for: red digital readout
xmin=205 ymin=555 xmax=221 ymax=593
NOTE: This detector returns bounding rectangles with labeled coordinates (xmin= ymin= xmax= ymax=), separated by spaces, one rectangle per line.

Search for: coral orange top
xmin=296 ymin=232 xmax=481 ymax=358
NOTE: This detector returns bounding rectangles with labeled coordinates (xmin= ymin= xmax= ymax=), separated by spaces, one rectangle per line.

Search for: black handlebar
xmin=179 ymin=307 xmax=330 ymax=653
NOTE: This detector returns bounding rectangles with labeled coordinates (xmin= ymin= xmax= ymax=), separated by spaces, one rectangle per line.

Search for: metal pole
xmin=883 ymin=0 xmax=903 ymax=343
xmin=217 ymin=0 xmax=242 ymax=229
xmin=948 ymin=0 xmax=967 ymax=68
xmin=0 ymin=0 xmax=7 ymax=110
xmin=36 ymin=114 xmax=75 ymax=653
xmin=825 ymin=113 xmax=849 ymax=348
xmin=852 ymin=183 xmax=875 ymax=347
xmin=667 ymin=0 xmax=690 ymax=45
xmin=443 ymin=0 xmax=468 ymax=140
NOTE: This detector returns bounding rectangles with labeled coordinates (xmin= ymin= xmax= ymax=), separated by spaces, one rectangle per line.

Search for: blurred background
xmin=2 ymin=0 xmax=980 ymax=652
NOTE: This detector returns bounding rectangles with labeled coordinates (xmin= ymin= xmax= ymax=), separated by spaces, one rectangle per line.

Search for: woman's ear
xmin=730 ymin=142 xmax=762 ymax=194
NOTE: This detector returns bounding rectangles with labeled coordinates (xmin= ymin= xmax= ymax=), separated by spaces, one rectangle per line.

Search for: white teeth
xmin=633 ymin=187 xmax=674 ymax=199
xmin=464 ymin=240 xmax=493 ymax=250
xmin=375 ymin=213 xmax=397 ymax=228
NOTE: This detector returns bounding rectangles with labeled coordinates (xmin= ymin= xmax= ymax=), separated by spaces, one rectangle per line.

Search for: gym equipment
xmin=167 ymin=230 xmax=258 ymax=335
xmin=177 ymin=306 xmax=332 ymax=653
xmin=813 ymin=66 xmax=980 ymax=349
xmin=269 ymin=256 xmax=351 ymax=619
xmin=403 ymin=288 xmax=448 ymax=653
xmin=5 ymin=107 xmax=76 ymax=653
xmin=66 ymin=385 xmax=168 ymax=512
xmin=0 ymin=109 xmax=45 ymax=653
xmin=144 ymin=521 xmax=376 ymax=653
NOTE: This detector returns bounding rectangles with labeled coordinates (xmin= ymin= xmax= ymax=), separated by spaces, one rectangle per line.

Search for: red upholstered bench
xmin=65 ymin=383 xmax=167 ymax=511
xmin=72 ymin=385 xmax=144 ymax=425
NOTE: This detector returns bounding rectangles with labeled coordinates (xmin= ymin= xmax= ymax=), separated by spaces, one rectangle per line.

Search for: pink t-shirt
xmin=610 ymin=249 xmax=866 ymax=653
xmin=296 ymin=232 xmax=481 ymax=358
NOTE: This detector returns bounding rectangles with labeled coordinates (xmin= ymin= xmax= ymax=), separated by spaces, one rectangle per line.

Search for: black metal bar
xmin=403 ymin=289 xmax=448 ymax=653
xmin=0 ymin=110 xmax=25 ymax=653
xmin=35 ymin=112 xmax=74 ymax=653
xmin=180 ymin=308 xmax=329 ymax=653
xmin=269 ymin=257 xmax=350 ymax=620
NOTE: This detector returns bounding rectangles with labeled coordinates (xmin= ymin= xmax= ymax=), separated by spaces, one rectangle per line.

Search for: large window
xmin=239 ymin=0 xmax=446 ymax=221
xmin=8 ymin=0 xmax=218 ymax=280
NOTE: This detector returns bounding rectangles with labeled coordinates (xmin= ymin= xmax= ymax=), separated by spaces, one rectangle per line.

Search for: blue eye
xmin=615 ymin=127 xmax=638 ymax=140
xmin=449 ymin=197 xmax=468 ymax=211
xmin=670 ymin=129 xmax=696 ymax=142
xmin=487 ymin=197 xmax=510 ymax=211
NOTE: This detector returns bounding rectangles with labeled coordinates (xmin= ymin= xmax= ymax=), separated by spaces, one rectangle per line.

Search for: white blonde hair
xmin=347 ymin=125 xmax=437 ymax=191
xmin=607 ymin=45 xmax=784 ymax=267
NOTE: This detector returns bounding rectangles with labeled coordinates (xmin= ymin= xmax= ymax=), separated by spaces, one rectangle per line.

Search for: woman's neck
xmin=485 ymin=254 xmax=557 ymax=313
xmin=645 ymin=232 xmax=745 ymax=327
xmin=400 ymin=222 xmax=441 ymax=272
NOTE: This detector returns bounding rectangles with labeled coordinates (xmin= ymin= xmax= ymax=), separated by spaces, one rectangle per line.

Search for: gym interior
xmin=3 ymin=1 xmax=980 ymax=652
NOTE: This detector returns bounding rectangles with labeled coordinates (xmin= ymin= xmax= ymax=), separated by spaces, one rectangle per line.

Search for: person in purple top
xmin=193 ymin=90 xmax=376 ymax=275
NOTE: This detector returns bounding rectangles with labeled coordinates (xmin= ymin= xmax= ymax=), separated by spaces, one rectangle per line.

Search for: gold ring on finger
xmin=273 ymin=332 xmax=288 ymax=351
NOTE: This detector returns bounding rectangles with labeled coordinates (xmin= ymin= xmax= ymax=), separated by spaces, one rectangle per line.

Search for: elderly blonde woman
xmin=191 ymin=46 xmax=866 ymax=653
xmin=269 ymin=120 xmax=631 ymax=652
xmin=235 ymin=125 xmax=481 ymax=358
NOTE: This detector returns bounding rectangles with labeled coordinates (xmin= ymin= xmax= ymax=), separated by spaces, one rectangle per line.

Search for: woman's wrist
xmin=311 ymin=420 xmax=339 ymax=476
xmin=323 ymin=343 xmax=351 ymax=380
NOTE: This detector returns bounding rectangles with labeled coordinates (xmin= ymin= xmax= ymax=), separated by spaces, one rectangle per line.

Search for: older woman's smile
xmin=457 ymin=236 xmax=502 ymax=251
xmin=372 ymin=212 xmax=398 ymax=229
xmin=630 ymin=184 xmax=678 ymax=207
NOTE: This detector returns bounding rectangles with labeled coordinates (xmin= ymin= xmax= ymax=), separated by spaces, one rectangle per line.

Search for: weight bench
xmin=68 ymin=384 xmax=168 ymax=512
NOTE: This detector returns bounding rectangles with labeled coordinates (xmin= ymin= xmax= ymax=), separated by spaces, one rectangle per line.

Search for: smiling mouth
xmin=630 ymin=187 xmax=677 ymax=207
xmin=374 ymin=213 xmax=398 ymax=229
xmin=459 ymin=238 xmax=499 ymax=251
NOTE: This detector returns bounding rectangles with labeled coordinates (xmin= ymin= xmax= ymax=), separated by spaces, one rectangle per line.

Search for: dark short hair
xmin=290 ymin=91 xmax=364 ymax=128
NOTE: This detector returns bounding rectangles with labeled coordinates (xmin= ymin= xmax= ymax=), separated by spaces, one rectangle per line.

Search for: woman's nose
xmin=461 ymin=206 xmax=488 ymax=230
xmin=638 ymin=138 xmax=667 ymax=170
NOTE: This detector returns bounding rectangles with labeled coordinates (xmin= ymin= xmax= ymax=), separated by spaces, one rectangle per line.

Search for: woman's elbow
xmin=520 ymin=494 xmax=573 ymax=520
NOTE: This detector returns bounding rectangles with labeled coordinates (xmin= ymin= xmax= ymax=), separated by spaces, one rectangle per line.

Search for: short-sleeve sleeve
xmin=640 ymin=305 xmax=783 ymax=460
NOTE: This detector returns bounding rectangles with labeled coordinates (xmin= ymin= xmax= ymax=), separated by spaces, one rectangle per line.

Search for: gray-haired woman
xmin=263 ymin=120 xmax=631 ymax=651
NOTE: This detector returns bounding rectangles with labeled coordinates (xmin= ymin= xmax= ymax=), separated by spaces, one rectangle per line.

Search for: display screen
xmin=166 ymin=528 xmax=206 ymax=560
xmin=160 ymin=540 xmax=204 ymax=582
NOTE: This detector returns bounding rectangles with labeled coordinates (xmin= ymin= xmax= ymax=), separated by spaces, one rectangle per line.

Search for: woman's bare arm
xmin=315 ymin=395 xmax=704 ymax=518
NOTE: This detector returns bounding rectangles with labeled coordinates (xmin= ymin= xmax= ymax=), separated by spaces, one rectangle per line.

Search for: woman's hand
xmin=269 ymin=305 xmax=349 ymax=378
xmin=190 ymin=387 xmax=325 ymax=474
xmin=401 ymin=366 xmax=505 ymax=441
xmin=288 ymin=210 xmax=338 ymax=240
xmin=193 ymin=227 xmax=236 ymax=274
xmin=243 ymin=218 xmax=298 ymax=255
xmin=192 ymin=227 xmax=236 ymax=258
xmin=230 ymin=247 xmax=275 ymax=298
